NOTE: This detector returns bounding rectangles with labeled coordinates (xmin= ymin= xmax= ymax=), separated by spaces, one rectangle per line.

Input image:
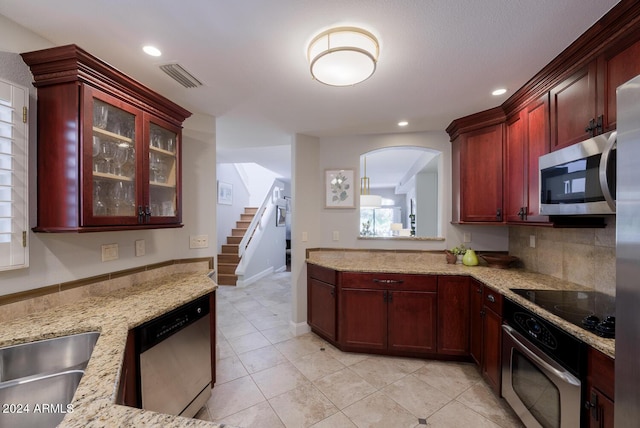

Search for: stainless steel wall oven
xmin=502 ymin=298 xmax=586 ymax=428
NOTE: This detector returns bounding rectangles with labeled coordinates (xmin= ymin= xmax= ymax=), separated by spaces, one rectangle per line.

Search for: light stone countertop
xmin=0 ymin=271 xmax=223 ymax=428
xmin=307 ymin=249 xmax=615 ymax=359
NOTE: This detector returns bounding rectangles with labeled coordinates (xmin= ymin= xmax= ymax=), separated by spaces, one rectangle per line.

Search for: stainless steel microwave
xmin=539 ymin=131 xmax=616 ymax=215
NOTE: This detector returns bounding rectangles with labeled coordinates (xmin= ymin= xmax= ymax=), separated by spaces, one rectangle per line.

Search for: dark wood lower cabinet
xmin=308 ymin=278 xmax=336 ymax=342
xmin=437 ymin=276 xmax=470 ymax=355
xmin=585 ymin=347 xmax=615 ymax=428
xmin=469 ymin=280 xmax=483 ymax=365
xmin=388 ymin=290 xmax=437 ymax=353
xmin=340 ymin=288 xmax=387 ymax=351
xmin=481 ymin=304 xmax=502 ymax=393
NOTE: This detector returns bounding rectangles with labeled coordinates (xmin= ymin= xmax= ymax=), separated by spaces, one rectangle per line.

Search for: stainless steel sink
xmin=0 ymin=370 xmax=84 ymax=427
xmin=0 ymin=331 xmax=99 ymax=381
xmin=0 ymin=332 xmax=99 ymax=427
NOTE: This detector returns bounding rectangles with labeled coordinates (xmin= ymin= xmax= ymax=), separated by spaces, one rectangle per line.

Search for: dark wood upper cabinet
xmin=460 ymin=124 xmax=504 ymax=223
xmin=21 ymin=44 xmax=191 ymax=232
xmin=550 ymin=62 xmax=598 ymax=151
xmin=505 ymin=95 xmax=550 ymax=224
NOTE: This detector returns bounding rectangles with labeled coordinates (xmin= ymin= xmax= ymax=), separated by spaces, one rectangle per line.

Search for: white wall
xmin=290 ymin=131 xmax=509 ymax=327
xmin=0 ymin=29 xmax=216 ymax=296
xmin=216 ymin=164 xmax=250 ymax=253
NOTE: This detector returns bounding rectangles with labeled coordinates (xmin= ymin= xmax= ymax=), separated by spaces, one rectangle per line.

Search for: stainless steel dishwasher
xmin=136 ymin=294 xmax=211 ymax=418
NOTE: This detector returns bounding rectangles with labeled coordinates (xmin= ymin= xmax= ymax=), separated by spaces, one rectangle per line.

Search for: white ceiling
xmin=0 ymin=0 xmax=620 ymax=180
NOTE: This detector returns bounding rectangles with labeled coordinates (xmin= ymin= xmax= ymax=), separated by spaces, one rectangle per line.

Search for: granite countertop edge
xmin=0 ymin=271 xmax=224 ymax=428
xmin=306 ymin=251 xmax=615 ymax=359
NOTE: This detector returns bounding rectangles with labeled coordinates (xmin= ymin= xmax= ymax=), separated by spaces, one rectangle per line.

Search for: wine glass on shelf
xmin=92 ymin=136 xmax=102 ymax=172
xmin=113 ymin=144 xmax=129 ymax=176
xmin=94 ymin=103 xmax=108 ymax=129
xmin=100 ymin=141 xmax=116 ymax=175
xmin=93 ymin=184 xmax=106 ymax=216
xmin=149 ymin=152 xmax=161 ymax=182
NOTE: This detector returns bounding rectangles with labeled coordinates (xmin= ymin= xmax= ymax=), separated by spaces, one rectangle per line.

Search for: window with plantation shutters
xmin=0 ymin=78 xmax=29 ymax=271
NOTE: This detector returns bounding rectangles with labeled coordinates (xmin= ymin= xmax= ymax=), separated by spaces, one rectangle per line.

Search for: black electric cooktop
xmin=510 ymin=289 xmax=616 ymax=338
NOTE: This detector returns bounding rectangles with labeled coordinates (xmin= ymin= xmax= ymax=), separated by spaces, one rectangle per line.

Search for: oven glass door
xmin=502 ymin=325 xmax=581 ymax=428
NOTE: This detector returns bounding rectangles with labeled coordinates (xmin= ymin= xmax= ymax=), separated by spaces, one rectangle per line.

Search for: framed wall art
xmin=325 ymin=169 xmax=355 ymax=208
xmin=217 ymin=181 xmax=233 ymax=205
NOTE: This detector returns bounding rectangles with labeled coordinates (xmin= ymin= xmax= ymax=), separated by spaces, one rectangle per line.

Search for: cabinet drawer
xmin=307 ymin=264 xmax=337 ymax=285
xmin=484 ymin=287 xmax=503 ymax=314
xmin=341 ymin=272 xmax=437 ymax=291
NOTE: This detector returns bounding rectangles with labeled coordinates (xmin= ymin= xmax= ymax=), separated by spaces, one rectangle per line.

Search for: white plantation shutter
xmin=0 ymin=78 xmax=29 ymax=270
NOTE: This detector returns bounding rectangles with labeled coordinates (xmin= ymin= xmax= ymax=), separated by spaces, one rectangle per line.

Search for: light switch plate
xmin=189 ymin=235 xmax=209 ymax=249
xmin=135 ymin=239 xmax=145 ymax=257
xmin=529 ymin=235 xmax=536 ymax=248
xmin=463 ymin=232 xmax=471 ymax=243
xmin=101 ymin=243 xmax=119 ymax=262
xmin=302 ymin=232 xmax=308 ymax=242
xmin=332 ymin=231 xmax=339 ymax=241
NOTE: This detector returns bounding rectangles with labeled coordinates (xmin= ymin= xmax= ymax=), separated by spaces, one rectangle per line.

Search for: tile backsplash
xmin=509 ymin=217 xmax=616 ymax=296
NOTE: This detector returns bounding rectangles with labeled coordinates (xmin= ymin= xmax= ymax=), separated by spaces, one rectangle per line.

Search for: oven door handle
xmin=502 ymin=324 xmax=581 ymax=387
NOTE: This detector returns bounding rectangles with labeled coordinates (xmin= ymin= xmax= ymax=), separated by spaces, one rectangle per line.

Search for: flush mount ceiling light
xmin=308 ymin=26 xmax=379 ymax=87
xmin=492 ymin=88 xmax=507 ymax=96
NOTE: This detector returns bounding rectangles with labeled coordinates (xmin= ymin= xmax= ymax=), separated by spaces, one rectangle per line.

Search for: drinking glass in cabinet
xmin=94 ymin=102 xmax=108 ymax=129
xmin=100 ymin=141 xmax=116 ymax=174
xmin=113 ymin=144 xmax=129 ymax=176
xmin=93 ymin=184 xmax=107 ymax=216
xmin=92 ymin=136 xmax=102 ymax=172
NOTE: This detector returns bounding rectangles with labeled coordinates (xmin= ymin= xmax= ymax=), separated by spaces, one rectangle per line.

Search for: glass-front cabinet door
xmin=146 ymin=119 xmax=180 ymax=223
xmin=83 ymin=87 xmax=181 ymax=228
xmin=84 ymin=89 xmax=142 ymax=226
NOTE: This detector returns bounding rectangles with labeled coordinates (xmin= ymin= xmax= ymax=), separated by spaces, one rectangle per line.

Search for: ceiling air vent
xmin=159 ymin=63 xmax=203 ymax=88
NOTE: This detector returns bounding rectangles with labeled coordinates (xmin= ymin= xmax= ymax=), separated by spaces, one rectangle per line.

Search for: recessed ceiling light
xmin=398 ymin=121 xmax=409 ymax=127
xmin=492 ymin=88 xmax=507 ymax=96
xmin=143 ymin=45 xmax=162 ymax=57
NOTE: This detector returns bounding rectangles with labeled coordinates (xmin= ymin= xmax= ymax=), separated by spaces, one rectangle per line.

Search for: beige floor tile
xmin=268 ymin=383 xmax=338 ymax=428
xmin=243 ymin=306 xmax=280 ymax=320
xmin=275 ymin=334 xmax=328 ymax=361
xmin=291 ymin=349 xmax=346 ymax=381
xmin=313 ymin=367 xmax=377 ymax=410
xmin=227 ymin=331 xmax=272 ymax=354
xmin=456 ymin=382 xmax=524 ymax=428
xmin=261 ymin=325 xmax=295 ymax=344
xmin=219 ymin=319 xmax=259 ymax=339
xmin=215 ymin=354 xmax=249 ymax=384
xmin=216 ymin=338 xmax=235 ymax=359
xmin=250 ymin=314 xmax=290 ymax=331
xmin=310 ymin=411 xmax=358 ymax=428
xmin=252 ymin=361 xmax=313 ymax=399
xmin=207 ymin=375 xmax=266 ymax=420
xmin=381 ymin=373 xmax=451 ymax=418
xmin=342 ymin=391 xmax=419 ymax=428
xmin=413 ymin=360 xmax=482 ymax=399
xmin=348 ymin=355 xmax=418 ymax=389
xmin=238 ymin=345 xmax=288 ymax=374
xmin=193 ymin=405 xmax=212 ymax=421
xmin=323 ymin=344 xmax=370 ymax=367
xmin=425 ymin=400 xmax=502 ymax=428
xmin=219 ymin=401 xmax=285 ymax=428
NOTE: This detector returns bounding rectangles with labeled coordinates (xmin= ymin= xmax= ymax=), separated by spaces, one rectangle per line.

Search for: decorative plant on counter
xmin=445 ymin=244 xmax=467 ymax=264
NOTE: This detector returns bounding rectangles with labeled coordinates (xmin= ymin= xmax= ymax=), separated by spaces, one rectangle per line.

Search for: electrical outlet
xmin=135 ymin=239 xmax=145 ymax=257
xmin=101 ymin=243 xmax=119 ymax=262
xmin=189 ymin=235 xmax=209 ymax=249
xmin=529 ymin=235 xmax=536 ymax=248
xmin=332 ymin=231 xmax=339 ymax=241
xmin=463 ymin=232 xmax=471 ymax=243
xmin=302 ymin=232 xmax=308 ymax=242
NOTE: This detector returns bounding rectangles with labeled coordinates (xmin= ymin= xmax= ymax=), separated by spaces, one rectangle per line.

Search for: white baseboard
xmin=290 ymin=320 xmax=311 ymax=336
xmin=236 ymin=266 xmax=273 ymax=287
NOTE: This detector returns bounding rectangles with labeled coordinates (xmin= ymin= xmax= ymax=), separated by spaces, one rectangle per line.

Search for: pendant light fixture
xmin=360 ymin=156 xmax=382 ymax=208
xmin=308 ymin=26 xmax=379 ymax=87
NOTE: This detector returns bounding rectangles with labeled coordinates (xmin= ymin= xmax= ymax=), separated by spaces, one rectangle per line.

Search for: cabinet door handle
xmin=496 ymin=208 xmax=502 ymax=221
xmin=145 ymin=205 xmax=152 ymax=222
xmin=138 ymin=206 xmax=145 ymax=223
xmin=487 ymin=294 xmax=496 ymax=303
xmin=382 ymin=290 xmax=388 ymax=302
xmin=476 ymin=287 xmax=482 ymax=294
xmin=388 ymin=292 xmax=393 ymax=302
xmin=584 ymin=390 xmax=600 ymax=421
xmin=373 ymin=279 xmax=404 ymax=284
xmin=585 ymin=118 xmax=596 ymax=136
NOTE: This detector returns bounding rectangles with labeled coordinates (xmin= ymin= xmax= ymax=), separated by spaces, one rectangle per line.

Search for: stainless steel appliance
xmin=539 ymin=131 xmax=617 ymax=215
xmin=502 ymin=298 xmax=586 ymax=428
xmin=136 ymin=295 xmax=211 ymax=418
xmin=614 ymin=74 xmax=640 ymax=427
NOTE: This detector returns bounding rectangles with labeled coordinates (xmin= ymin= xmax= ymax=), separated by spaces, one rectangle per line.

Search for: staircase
xmin=217 ymin=207 xmax=258 ymax=285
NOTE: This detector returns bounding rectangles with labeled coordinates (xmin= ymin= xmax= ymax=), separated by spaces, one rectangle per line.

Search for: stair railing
xmin=237 ymin=181 xmax=282 ymax=259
